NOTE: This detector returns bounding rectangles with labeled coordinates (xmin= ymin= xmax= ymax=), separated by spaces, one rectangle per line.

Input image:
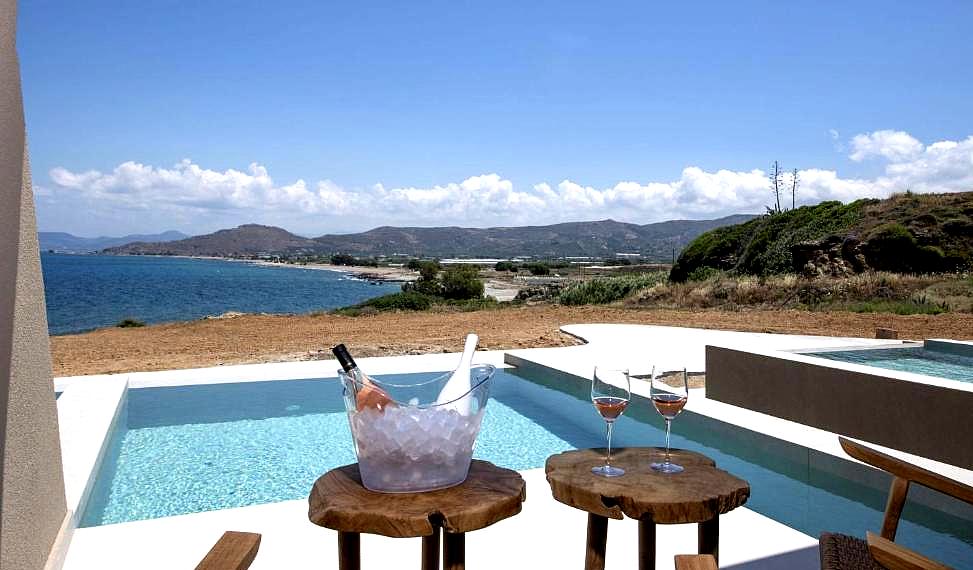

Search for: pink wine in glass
xmin=651 ymin=393 xmax=687 ymax=420
xmin=590 ymin=367 xmax=631 ymax=477
xmin=593 ymin=396 xmax=629 ymax=421
xmin=650 ymin=368 xmax=689 ymax=474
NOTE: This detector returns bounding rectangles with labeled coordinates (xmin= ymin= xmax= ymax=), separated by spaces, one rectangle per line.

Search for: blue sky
xmin=18 ymin=1 xmax=973 ymax=236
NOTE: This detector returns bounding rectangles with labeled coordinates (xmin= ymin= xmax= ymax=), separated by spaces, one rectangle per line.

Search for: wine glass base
xmin=650 ymin=461 xmax=684 ymax=474
xmin=591 ymin=465 xmax=625 ymax=477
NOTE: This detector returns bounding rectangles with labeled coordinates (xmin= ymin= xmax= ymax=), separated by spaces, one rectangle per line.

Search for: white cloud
xmin=849 ymin=129 xmax=924 ymax=162
xmin=43 ymin=130 xmax=973 ymax=233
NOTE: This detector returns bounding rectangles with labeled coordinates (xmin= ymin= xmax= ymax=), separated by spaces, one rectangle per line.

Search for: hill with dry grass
xmin=670 ymin=191 xmax=973 ymax=281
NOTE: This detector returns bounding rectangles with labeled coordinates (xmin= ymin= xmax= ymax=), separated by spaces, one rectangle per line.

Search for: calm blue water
xmin=81 ymin=370 xmax=576 ymax=526
xmin=40 ymin=253 xmax=399 ymax=335
xmin=79 ymin=369 xmax=973 ymax=567
xmin=811 ymin=347 xmax=973 ymax=383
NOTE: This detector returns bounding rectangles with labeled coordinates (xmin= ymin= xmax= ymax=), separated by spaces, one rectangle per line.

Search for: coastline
xmin=85 ymin=251 xmax=420 ymax=283
xmin=249 ymin=260 xmax=418 ymax=283
xmin=249 ymin=260 xmax=521 ymax=299
xmin=95 ymin=254 xmax=520 ymax=294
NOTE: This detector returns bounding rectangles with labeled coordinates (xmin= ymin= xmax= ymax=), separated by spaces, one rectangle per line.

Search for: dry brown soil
xmin=51 ymin=305 xmax=973 ymax=377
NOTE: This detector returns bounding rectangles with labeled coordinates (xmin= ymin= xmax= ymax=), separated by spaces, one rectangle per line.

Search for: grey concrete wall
xmin=0 ymin=1 xmax=70 ymax=569
xmin=706 ymin=345 xmax=973 ymax=469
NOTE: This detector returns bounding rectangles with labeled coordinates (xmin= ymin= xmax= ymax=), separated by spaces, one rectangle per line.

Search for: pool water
xmin=80 ymin=368 xmax=973 ymax=567
xmin=81 ymin=370 xmax=578 ymax=527
xmin=810 ymin=347 xmax=973 ymax=383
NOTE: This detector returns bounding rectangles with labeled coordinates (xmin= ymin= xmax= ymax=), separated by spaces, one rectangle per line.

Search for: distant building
xmin=439 ymin=258 xmax=506 ymax=265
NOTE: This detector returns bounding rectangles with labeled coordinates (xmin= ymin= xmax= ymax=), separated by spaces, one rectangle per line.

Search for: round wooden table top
xmin=308 ymin=460 xmax=526 ymax=538
xmin=545 ymin=448 xmax=750 ymax=524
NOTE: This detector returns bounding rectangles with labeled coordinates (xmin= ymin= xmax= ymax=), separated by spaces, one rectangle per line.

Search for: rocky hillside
xmin=670 ymin=191 xmax=973 ymax=281
xmin=312 ymin=215 xmax=754 ymax=259
xmin=105 ymin=215 xmax=755 ymax=260
xmin=104 ymin=224 xmax=318 ymax=256
xmin=40 ymin=230 xmax=188 ymax=253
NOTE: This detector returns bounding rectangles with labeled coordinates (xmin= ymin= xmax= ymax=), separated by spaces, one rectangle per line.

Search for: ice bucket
xmin=338 ymin=364 xmax=496 ymax=492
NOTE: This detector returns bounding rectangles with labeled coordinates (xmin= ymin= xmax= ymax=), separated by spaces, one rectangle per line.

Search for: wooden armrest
xmin=195 ymin=531 xmax=261 ymax=570
xmin=839 ymin=438 xmax=973 ymax=504
xmin=866 ymin=532 xmax=952 ymax=570
xmin=674 ymin=554 xmax=718 ymax=570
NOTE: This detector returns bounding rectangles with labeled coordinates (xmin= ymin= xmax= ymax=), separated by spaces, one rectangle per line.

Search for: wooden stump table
xmin=546 ymin=448 xmax=749 ymax=570
xmin=308 ymin=460 xmax=526 ymax=570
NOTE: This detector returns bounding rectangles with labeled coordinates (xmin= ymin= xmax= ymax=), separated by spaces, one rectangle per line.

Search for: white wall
xmin=0 ymin=2 xmax=69 ymax=568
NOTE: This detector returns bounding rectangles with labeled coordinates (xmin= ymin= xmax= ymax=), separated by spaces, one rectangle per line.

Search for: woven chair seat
xmin=819 ymin=533 xmax=886 ymax=570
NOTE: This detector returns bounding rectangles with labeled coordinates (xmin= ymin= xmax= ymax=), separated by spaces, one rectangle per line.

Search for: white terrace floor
xmin=53 ymin=325 xmax=968 ymax=569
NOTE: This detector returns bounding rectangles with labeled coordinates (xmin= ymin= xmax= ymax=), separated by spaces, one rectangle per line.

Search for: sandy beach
xmin=51 ymin=305 xmax=973 ymax=377
xmin=252 ymin=260 xmax=523 ymax=300
xmin=250 ymin=260 xmax=418 ymax=282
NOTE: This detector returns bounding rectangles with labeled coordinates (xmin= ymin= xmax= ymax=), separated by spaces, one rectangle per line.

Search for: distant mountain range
xmin=40 ymin=230 xmax=189 ymax=253
xmin=103 ymin=215 xmax=756 ymax=260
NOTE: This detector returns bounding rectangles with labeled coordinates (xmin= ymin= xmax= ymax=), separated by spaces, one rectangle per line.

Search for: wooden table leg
xmin=639 ymin=520 xmax=656 ymax=570
xmin=422 ymin=528 xmax=440 ymax=570
xmin=698 ymin=516 xmax=719 ymax=564
xmin=443 ymin=531 xmax=465 ymax=570
xmin=338 ymin=531 xmax=360 ymax=570
xmin=585 ymin=513 xmax=608 ymax=570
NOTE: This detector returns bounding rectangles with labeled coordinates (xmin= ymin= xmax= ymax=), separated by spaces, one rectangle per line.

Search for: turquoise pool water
xmin=80 ymin=368 xmax=973 ymax=567
xmin=810 ymin=347 xmax=973 ymax=383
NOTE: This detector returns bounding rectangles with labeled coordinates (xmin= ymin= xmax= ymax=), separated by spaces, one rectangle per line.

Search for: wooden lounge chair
xmin=675 ymin=554 xmax=718 ymax=569
xmin=819 ymin=437 xmax=973 ymax=570
xmin=195 ymin=531 xmax=261 ymax=570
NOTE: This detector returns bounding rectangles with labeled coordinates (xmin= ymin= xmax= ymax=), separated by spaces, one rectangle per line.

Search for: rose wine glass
xmin=590 ymin=366 xmax=631 ymax=477
xmin=650 ymin=368 xmax=689 ymax=474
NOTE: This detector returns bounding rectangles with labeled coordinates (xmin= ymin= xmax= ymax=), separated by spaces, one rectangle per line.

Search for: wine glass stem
xmin=605 ymin=421 xmax=614 ymax=467
xmin=664 ymin=418 xmax=672 ymax=467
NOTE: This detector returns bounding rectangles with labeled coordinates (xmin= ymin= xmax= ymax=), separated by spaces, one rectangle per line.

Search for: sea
xmin=41 ymin=253 xmax=400 ymax=335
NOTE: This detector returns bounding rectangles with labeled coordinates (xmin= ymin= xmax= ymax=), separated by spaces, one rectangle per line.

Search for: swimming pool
xmin=80 ymin=368 xmax=973 ymax=567
xmin=809 ymin=346 xmax=973 ymax=383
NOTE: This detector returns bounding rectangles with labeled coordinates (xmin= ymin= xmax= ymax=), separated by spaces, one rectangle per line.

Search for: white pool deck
xmin=53 ymin=324 xmax=973 ymax=570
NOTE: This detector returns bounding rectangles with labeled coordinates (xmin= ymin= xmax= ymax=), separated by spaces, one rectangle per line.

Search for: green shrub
xmin=402 ymin=261 xmax=443 ymax=295
xmin=417 ymin=261 xmax=441 ymax=279
xmin=116 ymin=318 xmax=145 ymax=328
xmin=406 ymin=259 xmax=440 ymax=273
xmin=670 ymin=199 xmax=869 ymax=280
xmin=559 ymin=273 xmax=666 ymax=305
xmin=440 ymin=265 xmax=485 ymax=300
xmin=335 ymin=292 xmax=436 ymax=315
xmin=525 ymin=262 xmax=551 ymax=276
xmin=862 ymin=223 xmax=946 ymax=273
xmin=330 ymin=253 xmax=377 ymax=267
xmin=495 ymin=261 xmax=519 ymax=272
xmin=686 ymin=266 xmax=722 ymax=282
xmin=330 ymin=253 xmax=356 ymax=266
xmin=846 ymin=299 xmax=949 ymax=315
xmin=442 ymin=296 xmax=500 ymax=311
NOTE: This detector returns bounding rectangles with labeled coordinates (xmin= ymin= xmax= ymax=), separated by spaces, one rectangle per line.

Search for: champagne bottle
xmin=435 ymin=333 xmax=478 ymax=414
xmin=332 ymin=344 xmax=394 ymax=411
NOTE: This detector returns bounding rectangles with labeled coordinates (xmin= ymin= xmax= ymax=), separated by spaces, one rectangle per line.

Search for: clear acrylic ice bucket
xmin=338 ymin=364 xmax=495 ymax=493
